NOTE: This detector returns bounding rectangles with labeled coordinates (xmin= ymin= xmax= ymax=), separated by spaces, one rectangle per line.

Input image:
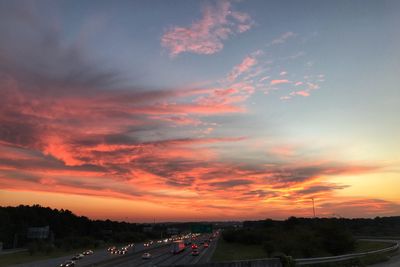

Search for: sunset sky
xmin=0 ymin=0 xmax=399 ymax=222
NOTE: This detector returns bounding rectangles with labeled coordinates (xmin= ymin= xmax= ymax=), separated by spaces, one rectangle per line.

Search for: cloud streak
xmin=161 ymin=1 xmax=253 ymax=57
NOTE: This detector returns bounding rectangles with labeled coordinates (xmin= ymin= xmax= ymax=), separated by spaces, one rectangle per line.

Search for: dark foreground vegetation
xmin=0 ymin=205 xmax=163 ymax=253
xmin=223 ymin=216 xmax=400 ymax=259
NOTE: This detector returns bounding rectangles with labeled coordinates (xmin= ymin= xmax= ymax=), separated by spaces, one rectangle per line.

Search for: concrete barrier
xmin=167 ymin=258 xmax=282 ymax=267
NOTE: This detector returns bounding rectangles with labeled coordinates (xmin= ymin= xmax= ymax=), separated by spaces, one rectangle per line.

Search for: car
xmin=191 ymin=244 xmax=198 ymax=249
xmin=71 ymin=254 xmax=84 ymax=260
xmin=83 ymin=250 xmax=93 ymax=255
xmin=107 ymin=246 xmax=116 ymax=252
xmin=142 ymin=252 xmax=152 ymax=259
xmin=59 ymin=260 xmax=75 ymax=267
xmin=111 ymin=249 xmax=118 ymax=254
xmin=204 ymin=243 xmax=209 ymax=248
xmin=192 ymin=249 xmax=200 ymax=256
xmin=117 ymin=250 xmax=126 ymax=255
xmin=143 ymin=242 xmax=149 ymax=247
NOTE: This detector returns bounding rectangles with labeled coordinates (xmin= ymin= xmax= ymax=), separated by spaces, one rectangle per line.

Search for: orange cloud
xmin=270 ymin=79 xmax=290 ymax=85
xmin=291 ymin=90 xmax=310 ymax=97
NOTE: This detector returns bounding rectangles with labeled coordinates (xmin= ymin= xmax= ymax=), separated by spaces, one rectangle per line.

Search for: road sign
xmin=191 ymin=224 xmax=212 ymax=233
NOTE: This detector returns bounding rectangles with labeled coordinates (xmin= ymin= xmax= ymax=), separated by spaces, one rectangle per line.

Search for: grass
xmin=301 ymin=240 xmax=399 ymax=267
xmin=211 ymin=239 xmax=398 ymax=266
xmin=355 ymin=240 xmax=395 ymax=253
xmin=211 ymin=237 xmax=269 ymax=262
xmin=357 ymin=245 xmax=399 ymax=266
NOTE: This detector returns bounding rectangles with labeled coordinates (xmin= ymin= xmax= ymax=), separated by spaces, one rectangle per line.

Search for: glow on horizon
xmin=0 ymin=0 xmax=399 ymax=221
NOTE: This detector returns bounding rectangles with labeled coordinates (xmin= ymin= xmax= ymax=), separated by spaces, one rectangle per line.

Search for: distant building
xmin=27 ymin=226 xmax=50 ymax=239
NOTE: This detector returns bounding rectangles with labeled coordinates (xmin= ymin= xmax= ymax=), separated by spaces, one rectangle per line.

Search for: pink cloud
xmin=307 ymin=82 xmax=320 ymax=90
xmin=270 ymin=79 xmax=290 ymax=85
xmin=291 ymin=90 xmax=310 ymax=97
xmin=161 ymin=1 xmax=253 ymax=57
xmin=270 ymin=31 xmax=296 ymax=45
xmin=202 ymin=127 xmax=214 ymax=135
xmin=280 ymin=71 xmax=287 ymax=76
xmin=269 ymin=145 xmax=296 ymax=157
xmin=228 ymin=56 xmax=257 ymax=82
xmin=294 ymin=81 xmax=303 ymax=86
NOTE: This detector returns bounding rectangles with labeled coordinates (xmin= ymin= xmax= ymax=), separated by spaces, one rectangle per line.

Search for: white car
xmin=83 ymin=250 xmax=93 ymax=255
xmin=117 ymin=250 xmax=126 ymax=255
xmin=59 ymin=260 xmax=75 ymax=267
xmin=142 ymin=252 xmax=152 ymax=259
xmin=71 ymin=254 xmax=84 ymax=260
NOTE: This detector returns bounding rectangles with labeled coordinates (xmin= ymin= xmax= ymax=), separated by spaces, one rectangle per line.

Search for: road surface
xmin=8 ymin=233 xmax=218 ymax=267
xmin=97 ymin=233 xmax=217 ymax=267
xmin=369 ymin=241 xmax=400 ymax=267
xmin=9 ymin=241 xmax=167 ymax=267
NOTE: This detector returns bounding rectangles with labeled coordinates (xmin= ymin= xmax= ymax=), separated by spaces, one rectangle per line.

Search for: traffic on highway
xmin=9 ymin=232 xmax=219 ymax=267
xmin=108 ymin=232 xmax=219 ymax=267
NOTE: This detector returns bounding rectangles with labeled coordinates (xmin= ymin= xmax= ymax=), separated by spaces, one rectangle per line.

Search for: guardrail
xmin=295 ymin=241 xmax=399 ymax=265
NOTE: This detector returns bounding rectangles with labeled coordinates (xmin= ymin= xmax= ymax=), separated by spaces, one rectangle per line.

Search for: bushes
xmin=272 ymin=253 xmax=296 ymax=267
xmin=54 ymin=236 xmax=96 ymax=251
xmin=27 ymin=241 xmax=54 ymax=255
xmin=222 ymin=229 xmax=266 ymax=245
xmin=222 ymin=218 xmax=356 ymax=259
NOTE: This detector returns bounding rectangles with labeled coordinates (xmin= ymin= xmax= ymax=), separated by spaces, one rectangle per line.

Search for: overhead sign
xmin=191 ymin=224 xmax=212 ymax=233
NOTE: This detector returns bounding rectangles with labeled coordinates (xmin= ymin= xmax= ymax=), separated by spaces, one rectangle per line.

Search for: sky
xmin=0 ymin=0 xmax=399 ymax=222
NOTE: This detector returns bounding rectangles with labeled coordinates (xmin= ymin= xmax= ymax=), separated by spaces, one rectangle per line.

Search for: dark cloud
xmin=0 ymin=156 xmax=106 ymax=173
xmin=209 ymin=179 xmax=253 ymax=189
xmin=166 ymin=176 xmax=196 ymax=187
xmin=295 ymin=184 xmax=349 ymax=195
xmin=242 ymin=190 xmax=278 ymax=199
xmin=0 ymin=120 xmax=42 ymax=147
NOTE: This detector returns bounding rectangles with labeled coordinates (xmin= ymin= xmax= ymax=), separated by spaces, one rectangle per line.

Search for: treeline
xmin=243 ymin=216 xmax=400 ymax=237
xmin=224 ymin=216 xmax=400 ymax=258
xmin=0 ymin=205 xmax=161 ymax=251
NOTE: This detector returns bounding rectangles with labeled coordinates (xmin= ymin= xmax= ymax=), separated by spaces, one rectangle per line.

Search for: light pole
xmin=311 ymin=198 xmax=316 ymax=218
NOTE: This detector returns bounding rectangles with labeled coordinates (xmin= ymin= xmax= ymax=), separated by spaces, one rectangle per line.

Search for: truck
xmin=170 ymin=240 xmax=185 ymax=254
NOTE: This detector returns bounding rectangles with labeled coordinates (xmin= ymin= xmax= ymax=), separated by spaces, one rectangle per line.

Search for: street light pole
xmin=311 ymin=198 xmax=316 ymax=218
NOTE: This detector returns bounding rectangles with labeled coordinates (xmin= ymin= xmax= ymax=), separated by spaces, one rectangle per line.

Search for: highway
xmin=9 ymin=233 xmax=218 ymax=267
xmin=96 ymin=233 xmax=217 ymax=267
xmin=9 ymin=241 xmax=168 ymax=267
